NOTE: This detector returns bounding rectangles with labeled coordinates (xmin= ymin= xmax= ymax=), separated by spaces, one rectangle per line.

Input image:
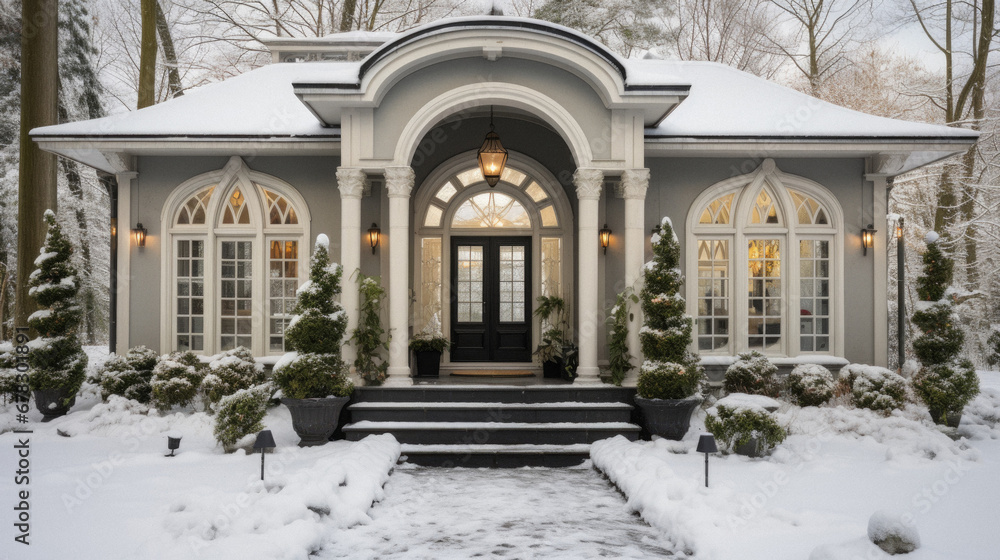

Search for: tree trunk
xmin=155 ymin=0 xmax=183 ymax=98
xmin=16 ymin=0 xmax=60 ymax=329
xmin=138 ymin=0 xmax=157 ymax=109
xmin=340 ymin=0 xmax=357 ymax=31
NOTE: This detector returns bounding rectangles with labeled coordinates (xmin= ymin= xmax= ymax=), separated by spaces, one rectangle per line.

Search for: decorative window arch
xmin=161 ymin=157 xmax=311 ymax=356
xmin=686 ymin=159 xmax=844 ymax=358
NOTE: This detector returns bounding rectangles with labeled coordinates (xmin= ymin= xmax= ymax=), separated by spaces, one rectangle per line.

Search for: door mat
xmin=450 ymin=370 xmax=536 ymax=377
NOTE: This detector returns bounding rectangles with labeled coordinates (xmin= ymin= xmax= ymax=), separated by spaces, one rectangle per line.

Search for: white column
xmin=871 ymin=174 xmax=889 ymax=367
xmin=622 ymin=169 xmax=649 ymax=385
xmin=574 ymin=168 xmax=604 ymax=385
xmin=116 ymin=171 xmax=136 ymax=352
xmin=385 ymin=166 xmax=415 ymax=386
xmin=337 ymin=168 xmax=365 ymax=371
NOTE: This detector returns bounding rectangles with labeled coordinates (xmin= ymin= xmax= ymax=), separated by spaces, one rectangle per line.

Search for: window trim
xmin=686 ymin=159 xmax=844 ymax=359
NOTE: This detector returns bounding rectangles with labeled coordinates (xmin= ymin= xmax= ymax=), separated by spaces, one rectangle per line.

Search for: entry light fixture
xmin=599 ymin=224 xmax=612 ymax=254
xmin=165 ymin=434 xmax=181 ymax=457
xmin=477 ymin=106 xmax=508 ymax=188
xmin=894 ymin=217 xmax=904 ymax=240
xmin=253 ymin=429 xmax=276 ymax=481
xmin=368 ymin=223 xmax=380 ymax=254
xmin=132 ymin=223 xmax=147 ymax=248
xmin=861 ymin=224 xmax=876 ymax=256
xmin=696 ymin=433 xmax=718 ymax=488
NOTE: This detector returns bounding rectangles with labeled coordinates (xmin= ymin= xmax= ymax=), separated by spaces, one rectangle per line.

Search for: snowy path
xmin=316 ymin=464 xmax=677 ymax=559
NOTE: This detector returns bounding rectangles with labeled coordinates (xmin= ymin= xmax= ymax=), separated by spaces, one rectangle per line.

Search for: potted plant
xmin=27 ymin=211 xmax=87 ymax=421
xmin=634 ymin=217 xmax=704 ymax=440
xmin=273 ymin=234 xmax=354 ymax=446
xmin=409 ymin=314 xmax=449 ymax=377
xmin=533 ymin=295 xmax=577 ymax=379
xmin=705 ymin=400 xmax=786 ymax=457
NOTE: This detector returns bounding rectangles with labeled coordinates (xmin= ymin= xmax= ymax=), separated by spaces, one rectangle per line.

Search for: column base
xmin=573 ymin=368 xmax=603 ymax=385
xmin=384 ymin=368 xmax=413 ymax=387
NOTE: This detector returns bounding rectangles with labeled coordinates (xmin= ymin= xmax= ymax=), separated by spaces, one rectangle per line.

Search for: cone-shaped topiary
xmin=27 ymin=211 xmax=87 ymax=405
xmin=915 ymin=237 xmax=952 ymax=302
xmin=636 ymin=217 xmax=702 ymax=399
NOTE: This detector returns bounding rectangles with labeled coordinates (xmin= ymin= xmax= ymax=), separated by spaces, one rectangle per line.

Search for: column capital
xmin=622 ymin=168 xmax=650 ymax=200
xmin=573 ymin=168 xmax=604 ymax=200
xmin=336 ymin=167 xmax=366 ymax=199
xmin=385 ymin=166 xmax=415 ymax=198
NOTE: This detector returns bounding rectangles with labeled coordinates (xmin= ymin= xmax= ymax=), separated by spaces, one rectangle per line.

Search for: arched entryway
xmin=413 ymin=152 xmax=574 ymax=368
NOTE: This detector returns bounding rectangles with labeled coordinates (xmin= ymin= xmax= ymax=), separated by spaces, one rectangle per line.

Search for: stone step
xmin=348 ymin=401 xmax=634 ymax=423
xmin=353 ymin=386 xmax=637 ymax=404
xmin=399 ymin=443 xmax=592 ymax=468
xmin=342 ymin=420 xmax=641 ymax=445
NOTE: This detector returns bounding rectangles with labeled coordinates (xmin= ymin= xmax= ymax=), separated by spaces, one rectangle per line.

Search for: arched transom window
xmin=687 ymin=161 xmax=843 ymax=358
xmin=165 ymin=159 xmax=310 ymax=356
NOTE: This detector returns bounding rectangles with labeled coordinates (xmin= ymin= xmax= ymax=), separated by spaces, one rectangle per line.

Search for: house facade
xmin=33 ymin=17 xmax=977 ymax=386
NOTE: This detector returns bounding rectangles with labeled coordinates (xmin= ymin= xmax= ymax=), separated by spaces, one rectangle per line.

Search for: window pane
xmin=176 ymin=238 xmax=206 ymax=353
xmin=748 ymin=238 xmax=781 ymax=351
xmin=456 ymin=245 xmax=484 ymax=324
xmin=697 ymin=240 xmax=730 ymax=352
xmin=221 ymin=240 xmax=253 ymax=350
xmin=499 ymin=245 xmax=526 ymax=323
xmin=268 ymin=239 xmax=298 ymax=352
xmin=420 ymin=238 xmax=442 ymax=332
xmin=452 ymin=192 xmax=531 ymax=228
xmin=799 ymin=239 xmax=831 ymax=353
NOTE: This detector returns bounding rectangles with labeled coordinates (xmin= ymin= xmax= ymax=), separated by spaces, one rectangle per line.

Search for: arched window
xmin=163 ymin=158 xmax=310 ymax=356
xmin=687 ymin=160 xmax=842 ymax=358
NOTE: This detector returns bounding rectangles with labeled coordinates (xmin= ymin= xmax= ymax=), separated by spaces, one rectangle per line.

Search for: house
xmin=32 ymin=16 xmax=977 ymax=387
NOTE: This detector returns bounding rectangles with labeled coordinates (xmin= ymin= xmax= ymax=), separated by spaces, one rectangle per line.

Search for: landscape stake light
xmin=696 ymin=434 xmax=718 ymax=488
xmin=861 ymin=225 xmax=876 ymax=256
xmin=253 ymin=430 xmax=276 ymax=481
xmin=599 ymin=224 xmax=612 ymax=254
xmin=165 ymin=435 xmax=181 ymax=457
xmin=368 ymin=223 xmax=380 ymax=254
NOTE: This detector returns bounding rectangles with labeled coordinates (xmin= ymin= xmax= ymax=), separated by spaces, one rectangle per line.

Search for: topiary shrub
xmin=915 ymin=237 xmax=952 ymax=302
xmin=151 ymin=352 xmax=205 ymax=409
xmin=705 ymin=403 xmax=786 ymax=455
xmin=848 ymin=364 xmax=909 ymax=414
xmin=636 ymin=217 xmax=702 ymax=399
xmin=90 ymin=346 xmax=158 ymax=404
xmin=911 ymin=304 xmax=964 ymax=365
xmin=987 ymin=327 xmax=1000 ymax=368
xmin=213 ymin=384 xmax=272 ymax=452
xmin=272 ymin=354 xmax=353 ymax=400
xmin=724 ymin=351 xmax=779 ymax=397
xmin=202 ymin=346 xmax=265 ymax=407
xmin=786 ymin=364 xmax=834 ymax=407
xmin=912 ymin=360 xmax=980 ymax=421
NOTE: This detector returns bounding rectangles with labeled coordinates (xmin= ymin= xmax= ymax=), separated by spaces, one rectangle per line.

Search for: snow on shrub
xmin=202 ymin=346 xmax=265 ymax=407
xmin=912 ymin=361 xmax=979 ymax=420
xmin=786 ymin=364 xmax=834 ymax=407
xmin=723 ymin=350 xmax=779 ymax=397
xmin=213 ymin=384 xmax=272 ymax=452
xmin=636 ymin=361 xmax=701 ymax=400
xmin=151 ymin=351 xmax=205 ymax=409
xmin=843 ymin=364 xmax=908 ymax=414
xmin=90 ymin=346 xmax=158 ymax=404
xmin=272 ymin=353 xmax=352 ymax=400
xmin=0 ymin=343 xmax=19 ymax=403
xmin=705 ymin=398 xmax=786 ymax=455
xmin=987 ymin=326 xmax=1000 ymax=368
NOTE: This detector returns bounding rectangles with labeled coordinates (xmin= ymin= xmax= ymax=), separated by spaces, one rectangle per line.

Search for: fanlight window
xmin=452 ymin=192 xmax=531 ymax=228
xmin=750 ymin=189 xmax=780 ymax=225
xmin=222 ymin=187 xmax=250 ymax=225
xmin=699 ymin=193 xmax=733 ymax=224
xmin=789 ymin=190 xmax=829 ymax=225
xmin=262 ymin=187 xmax=299 ymax=225
xmin=176 ymin=186 xmax=215 ymax=225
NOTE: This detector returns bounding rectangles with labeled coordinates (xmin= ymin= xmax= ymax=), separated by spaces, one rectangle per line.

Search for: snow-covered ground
xmin=593 ymin=370 xmax=1000 ymax=560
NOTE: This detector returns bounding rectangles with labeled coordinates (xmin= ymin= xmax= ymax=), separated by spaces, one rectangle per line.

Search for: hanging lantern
xmin=132 ymin=223 xmax=147 ymax=248
xmin=477 ymin=106 xmax=507 ymax=188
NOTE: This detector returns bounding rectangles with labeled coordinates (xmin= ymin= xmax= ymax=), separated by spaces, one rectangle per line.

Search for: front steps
xmin=342 ymin=386 xmax=640 ymax=467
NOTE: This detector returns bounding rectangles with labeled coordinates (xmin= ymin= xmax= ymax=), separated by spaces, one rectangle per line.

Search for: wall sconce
xmin=132 ymin=223 xmax=147 ymax=248
xmin=894 ymin=217 xmax=904 ymax=240
xmin=599 ymin=224 xmax=612 ymax=254
xmin=368 ymin=223 xmax=380 ymax=254
xmin=861 ymin=225 xmax=876 ymax=256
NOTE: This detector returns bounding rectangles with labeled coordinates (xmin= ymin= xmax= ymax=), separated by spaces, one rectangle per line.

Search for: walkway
xmin=318 ymin=464 xmax=677 ymax=559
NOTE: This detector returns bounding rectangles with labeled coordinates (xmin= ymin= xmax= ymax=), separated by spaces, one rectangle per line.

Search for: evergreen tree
xmin=0 ymin=2 xmax=20 ymax=339
xmin=27 ymin=211 xmax=87 ymax=399
xmin=636 ymin=218 xmax=702 ymax=399
xmin=915 ymin=238 xmax=953 ymax=302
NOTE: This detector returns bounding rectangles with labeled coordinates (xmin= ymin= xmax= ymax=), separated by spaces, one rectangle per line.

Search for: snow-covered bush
xmin=786 ymin=364 xmax=834 ymax=407
xmin=845 ymin=364 xmax=908 ymax=413
xmin=274 ymin=235 xmax=354 ymax=398
xmin=90 ymin=346 xmax=158 ymax=404
xmin=723 ymin=350 xmax=779 ymax=397
xmin=202 ymin=347 xmax=265 ymax=406
xmin=912 ymin=361 xmax=979 ymax=421
xmin=151 ymin=351 xmax=205 ymax=409
xmin=0 ymin=343 xmax=19 ymax=403
xmin=987 ymin=326 xmax=1000 ymax=368
xmin=705 ymin=402 xmax=786 ymax=455
xmin=213 ymin=384 xmax=272 ymax=452
xmin=26 ymin=211 xmax=88 ymax=404
xmin=636 ymin=217 xmax=702 ymax=399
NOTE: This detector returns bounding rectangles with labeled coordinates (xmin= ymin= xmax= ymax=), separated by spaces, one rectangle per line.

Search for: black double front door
xmin=450 ymin=236 xmax=532 ymax=362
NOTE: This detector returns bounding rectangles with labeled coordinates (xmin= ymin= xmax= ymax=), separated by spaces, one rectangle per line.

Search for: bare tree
xmin=138 ymin=0 xmax=158 ymax=108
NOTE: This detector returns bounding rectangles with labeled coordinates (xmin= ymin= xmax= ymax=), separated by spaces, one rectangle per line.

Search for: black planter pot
xmin=542 ymin=358 xmax=564 ymax=379
xmin=633 ymin=396 xmax=701 ymax=440
xmin=33 ymin=388 xmax=77 ymax=422
xmin=414 ymin=350 xmax=442 ymax=378
xmin=929 ymin=408 xmax=962 ymax=428
xmin=282 ymin=396 xmax=351 ymax=446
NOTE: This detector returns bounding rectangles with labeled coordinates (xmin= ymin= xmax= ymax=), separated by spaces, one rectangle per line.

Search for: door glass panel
xmin=697 ymin=240 xmax=729 ymax=351
xmin=456 ymin=245 xmax=484 ymax=323
xmin=748 ymin=239 xmax=781 ymax=351
xmin=221 ymin=240 xmax=253 ymax=350
xmin=800 ymin=239 xmax=831 ymax=352
xmin=498 ymin=245 xmax=526 ymax=323
xmin=421 ymin=238 xmax=443 ymax=330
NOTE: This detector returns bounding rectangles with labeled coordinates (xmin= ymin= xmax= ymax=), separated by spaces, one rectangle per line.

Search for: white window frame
xmin=686 ymin=160 xmax=844 ymax=359
xmin=160 ymin=157 xmax=310 ymax=356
